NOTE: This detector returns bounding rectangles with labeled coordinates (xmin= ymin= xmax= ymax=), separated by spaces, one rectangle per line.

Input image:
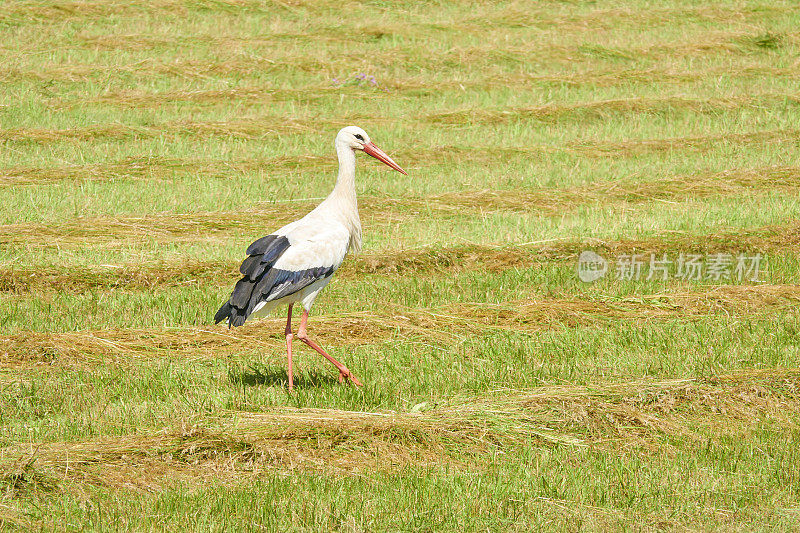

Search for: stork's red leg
xmin=285 ymin=304 xmax=294 ymax=392
xmin=297 ymin=309 xmax=363 ymax=387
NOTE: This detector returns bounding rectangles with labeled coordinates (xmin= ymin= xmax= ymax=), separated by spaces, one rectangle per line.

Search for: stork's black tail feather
xmin=213 ymin=301 xmax=233 ymax=326
xmin=214 ymin=284 xmax=256 ymax=328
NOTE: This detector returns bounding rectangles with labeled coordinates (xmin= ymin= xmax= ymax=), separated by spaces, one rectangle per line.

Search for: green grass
xmin=2 ymin=0 xmax=800 ymax=530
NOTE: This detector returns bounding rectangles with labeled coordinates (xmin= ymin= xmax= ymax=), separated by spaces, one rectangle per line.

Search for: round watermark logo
xmin=577 ymin=251 xmax=607 ymax=282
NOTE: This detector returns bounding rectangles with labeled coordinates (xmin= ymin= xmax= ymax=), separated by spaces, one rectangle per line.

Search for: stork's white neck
xmin=333 ymin=139 xmax=357 ymax=201
xmin=322 ymin=138 xmax=362 ymax=253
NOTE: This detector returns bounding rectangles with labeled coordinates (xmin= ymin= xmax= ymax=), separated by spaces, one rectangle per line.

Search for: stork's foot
xmin=339 ymin=368 xmax=363 ymax=387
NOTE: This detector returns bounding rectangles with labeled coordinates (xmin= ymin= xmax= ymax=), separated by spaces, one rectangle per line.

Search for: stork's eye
xmin=354 ymin=134 xmax=364 ymax=141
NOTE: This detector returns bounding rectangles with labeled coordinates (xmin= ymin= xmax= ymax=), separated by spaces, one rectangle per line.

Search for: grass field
xmin=1 ymin=0 xmax=800 ymax=530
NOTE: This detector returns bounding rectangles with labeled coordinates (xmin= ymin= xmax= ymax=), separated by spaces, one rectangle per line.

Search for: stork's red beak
xmin=362 ymin=142 xmax=407 ymax=175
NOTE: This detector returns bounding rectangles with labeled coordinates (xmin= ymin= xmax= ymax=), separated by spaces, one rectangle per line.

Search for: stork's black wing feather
xmin=244 ymin=266 xmax=335 ymax=316
xmin=214 ymin=235 xmax=337 ymax=328
xmin=214 ymin=235 xmax=291 ymax=327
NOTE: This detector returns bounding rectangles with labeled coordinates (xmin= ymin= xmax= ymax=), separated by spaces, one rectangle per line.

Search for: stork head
xmin=337 ymin=126 xmax=407 ymax=175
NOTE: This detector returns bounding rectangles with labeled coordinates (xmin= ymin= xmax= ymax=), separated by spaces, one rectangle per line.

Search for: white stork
xmin=215 ymin=126 xmax=407 ymax=391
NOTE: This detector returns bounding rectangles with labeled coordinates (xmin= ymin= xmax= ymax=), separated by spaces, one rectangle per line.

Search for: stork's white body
xmin=248 ymin=221 xmax=349 ymax=318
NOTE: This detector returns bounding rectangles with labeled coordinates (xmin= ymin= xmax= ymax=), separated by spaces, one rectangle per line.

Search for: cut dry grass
xmin=48 ymin=86 xmax=337 ymax=110
xmin=0 ymin=117 xmax=323 ymax=144
xmin=2 ymin=369 xmax=797 ymax=495
xmin=3 ymin=124 xmax=799 ymax=169
xmin=0 ymin=56 xmax=283 ymax=83
xmin=465 ymin=3 xmax=797 ymax=31
xmin=44 ymin=91 xmax=800 ymax=122
xmin=4 ymin=156 xmax=799 ymax=203
xmin=1 ymin=0 xmax=791 ymax=28
xmin=2 ymin=168 xmax=799 ymax=250
xmin=426 ymin=94 xmax=800 ymax=125
xmin=2 ymin=219 xmax=798 ymax=294
xmin=502 ymin=64 xmax=800 ymax=89
xmin=423 ymin=166 xmax=800 ymax=213
xmin=3 ymin=284 xmax=798 ymax=370
xmin=0 ymin=155 xmax=331 ymax=186
xmin=0 ymin=0 xmax=304 ymax=22
xmin=567 ymin=128 xmax=800 ymax=158
xmin=7 ymin=56 xmax=800 ymax=91
xmin=0 ymin=260 xmax=236 ymax=294
xmin=355 ymin=219 xmax=800 ymax=274
xmin=0 ymin=208 xmax=313 ymax=247
xmin=408 ymin=129 xmax=800 ymax=167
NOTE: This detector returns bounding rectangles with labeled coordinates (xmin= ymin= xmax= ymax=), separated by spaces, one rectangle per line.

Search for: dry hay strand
xmin=674 ymin=284 xmax=800 ymax=314
xmin=439 ymin=284 xmax=800 ymax=332
xmin=0 ymin=202 xmax=422 ymax=248
xmin=0 ymin=197 xmax=460 ymax=249
xmin=357 ymin=220 xmax=800 ymax=275
xmin=496 ymin=64 xmax=800 ymax=89
xmin=433 ymin=30 xmax=799 ymax=74
xmin=403 ymin=166 xmax=800 ymax=214
xmin=0 ymin=327 xmax=298 ymax=369
xmin=0 ymin=506 xmax=37 ymax=531
xmin=49 ymin=86 xmax=327 ymax=109
xmin=485 ymin=368 xmax=800 ymax=448
xmin=0 ymin=56 xmax=283 ymax=84
xmin=0 ymin=312 xmax=441 ymax=370
xmin=585 ymin=166 xmax=800 ymax=203
xmin=1 ymin=369 xmax=797 ymax=495
xmin=0 ymin=245 xmax=532 ymax=296
xmin=569 ymin=128 xmax=800 ymax=158
xmin=0 ymin=154 xmax=331 ymax=186
xmin=0 ymin=207 xmax=315 ymax=247
xmin=613 ymin=29 xmax=799 ymax=60
xmin=4 ymin=168 xmax=800 ymax=251
xmin=463 ymin=4 xmax=795 ymax=33
xmin=3 ymin=122 xmax=795 ymax=165
xmin=0 ymin=0 xmax=305 ymax=22
xmin=0 ymin=261 xmax=237 ymax=294
xmin=3 ymin=284 xmax=798 ymax=371
xmin=355 ymin=242 xmax=537 ymax=276
xmin=3 ymin=157 xmax=796 ymax=228
xmin=406 ymin=129 xmax=800 ymax=166
xmin=1 ymin=218 xmax=798 ymax=294
xmin=0 ymin=116 xmax=317 ymax=144
xmin=85 ymin=81 xmax=381 ymax=109
xmin=425 ymin=94 xmax=795 ymax=125
xmin=7 ymin=54 xmax=798 ymax=91
xmin=0 ymin=403 xmax=502 ymax=494
xmin=601 ymin=220 xmax=800 ymax=256
xmin=3 ymin=55 xmax=271 ymax=83
xmin=71 ymin=31 xmax=299 ymax=53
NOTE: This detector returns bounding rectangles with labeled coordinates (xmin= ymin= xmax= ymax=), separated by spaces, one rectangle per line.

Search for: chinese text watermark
xmin=577 ymin=252 xmax=765 ymax=282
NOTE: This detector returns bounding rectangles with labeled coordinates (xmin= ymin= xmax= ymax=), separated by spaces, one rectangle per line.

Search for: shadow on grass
xmin=228 ymin=364 xmax=341 ymax=389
